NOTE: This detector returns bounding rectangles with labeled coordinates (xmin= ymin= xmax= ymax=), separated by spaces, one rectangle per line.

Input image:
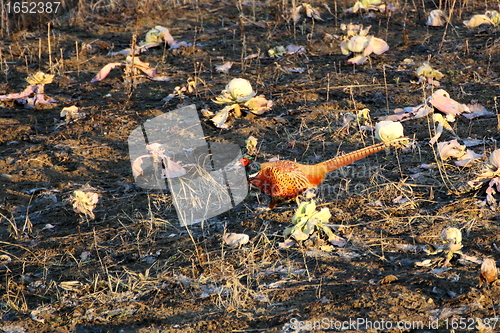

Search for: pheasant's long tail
xmin=319 ymin=138 xmax=407 ymax=173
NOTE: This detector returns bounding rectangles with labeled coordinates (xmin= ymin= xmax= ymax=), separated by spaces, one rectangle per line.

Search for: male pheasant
xmin=248 ymin=138 xmax=406 ymax=209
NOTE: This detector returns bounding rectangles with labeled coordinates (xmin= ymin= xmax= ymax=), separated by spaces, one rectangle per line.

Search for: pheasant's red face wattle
xmin=240 ymin=157 xmax=251 ymax=166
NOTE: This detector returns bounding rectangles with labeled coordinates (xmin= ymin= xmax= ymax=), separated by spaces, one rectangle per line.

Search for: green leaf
xmin=309 ymin=207 xmax=331 ymax=223
xmin=287 ymin=200 xmax=334 ymax=243
xmin=321 ymin=225 xmax=335 ymax=239
xmin=303 ymin=200 xmax=317 ymax=216
xmin=292 ymin=201 xmax=311 ymax=224
xmin=303 ymin=218 xmax=318 ymax=235
xmin=293 ymin=217 xmax=309 ymax=230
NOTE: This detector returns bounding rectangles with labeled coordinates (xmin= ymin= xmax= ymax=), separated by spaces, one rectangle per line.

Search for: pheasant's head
xmin=240 ymin=155 xmax=261 ymax=179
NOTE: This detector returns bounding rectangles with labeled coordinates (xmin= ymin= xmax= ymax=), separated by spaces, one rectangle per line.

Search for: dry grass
xmin=1 ymin=0 xmax=202 ymax=37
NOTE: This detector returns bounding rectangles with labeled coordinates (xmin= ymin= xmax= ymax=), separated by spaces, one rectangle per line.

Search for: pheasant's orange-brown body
xmin=249 ymin=139 xmax=404 ymax=209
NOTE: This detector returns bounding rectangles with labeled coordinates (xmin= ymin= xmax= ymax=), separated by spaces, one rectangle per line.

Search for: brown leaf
xmin=479 ymin=258 xmax=498 ymax=286
xmin=380 ymin=275 xmax=398 ymax=284
xmin=244 ymin=95 xmax=273 ymax=115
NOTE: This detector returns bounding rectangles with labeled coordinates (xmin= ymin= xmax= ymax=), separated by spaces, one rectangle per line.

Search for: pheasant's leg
xmin=296 ymin=188 xmax=316 ymax=206
xmin=253 ymin=197 xmax=278 ymax=212
xmin=268 ymin=197 xmax=281 ymax=209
